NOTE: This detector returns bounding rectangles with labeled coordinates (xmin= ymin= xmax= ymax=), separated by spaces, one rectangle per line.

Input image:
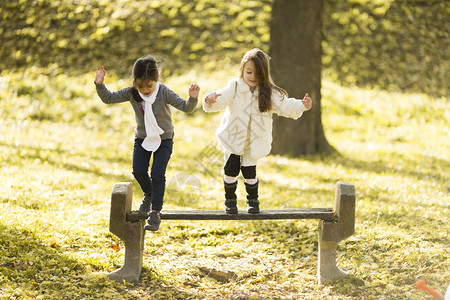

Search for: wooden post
xmin=318 ymin=182 xmax=355 ymax=284
xmin=107 ymin=182 xmax=145 ymax=283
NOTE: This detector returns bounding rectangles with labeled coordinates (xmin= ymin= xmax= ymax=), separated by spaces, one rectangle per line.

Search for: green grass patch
xmin=0 ymin=69 xmax=448 ymax=299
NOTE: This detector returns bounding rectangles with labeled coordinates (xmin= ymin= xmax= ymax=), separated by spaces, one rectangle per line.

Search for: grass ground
xmin=0 ymin=67 xmax=448 ymax=299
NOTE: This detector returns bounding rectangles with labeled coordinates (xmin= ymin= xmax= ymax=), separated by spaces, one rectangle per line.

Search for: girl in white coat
xmin=202 ymin=48 xmax=312 ymax=214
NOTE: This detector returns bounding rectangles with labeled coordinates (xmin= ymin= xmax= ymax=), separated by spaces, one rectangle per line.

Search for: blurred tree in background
xmin=0 ymin=0 xmax=448 ymax=96
xmin=270 ymin=0 xmax=334 ymax=156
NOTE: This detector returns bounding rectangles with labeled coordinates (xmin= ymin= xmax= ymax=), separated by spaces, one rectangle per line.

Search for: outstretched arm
xmin=94 ymin=65 xmax=130 ymax=104
xmin=202 ymin=79 xmax=237 ymax=112
xmin=272 ymin=92 xmax=312 ymax=119
xmin=94 ymin=66 xmax=106 ymax=84
xmin=302 ymin=93 xmax=312 ymax=110
xmin=203 ymin=92 xmax=222 ymax=107
xmin=165 ymin=84 xmax=199 ymax=113
xmin=188 ymin=83 xmax=200 ymax=99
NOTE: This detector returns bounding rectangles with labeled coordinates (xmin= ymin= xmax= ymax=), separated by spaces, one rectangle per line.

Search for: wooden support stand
xmin=107 ymin=181 xmax=356 ymax=284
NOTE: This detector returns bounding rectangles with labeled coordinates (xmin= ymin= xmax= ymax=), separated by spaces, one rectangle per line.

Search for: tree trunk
xmin=269 ymin=0 xmax=333 ymax=156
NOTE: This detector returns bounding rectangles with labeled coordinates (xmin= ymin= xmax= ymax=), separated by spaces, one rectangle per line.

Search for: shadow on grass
xmin=0 ymin=223 xmax=199 ymax=298
xmin=0 ymin=141 xmax=131 ymax=181
xmin=137 ymin=267 xmax=200 ymax=299
xmin=307 ymin=151 xmax=448 ymax=185
xmin=325 ymin=274 xmax=371 ymax=298
xmin=0 ymin=223 xmax=87 ymax=297
xmin=264 ymin=151 xmax=448 ymax=209
xmin=148 ymin=218 xmax=369 ymax=298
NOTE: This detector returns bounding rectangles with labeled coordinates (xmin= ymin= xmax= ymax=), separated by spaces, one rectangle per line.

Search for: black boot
xmin=245 ymin=181 xmax=259 ymax=213
xmin=224 ymin=180 xmax=238 ymax=214
xmin=144 ymin=210 xmax=161 ymax=231
xmin=138 ymin=193 xmax=151 ymax=214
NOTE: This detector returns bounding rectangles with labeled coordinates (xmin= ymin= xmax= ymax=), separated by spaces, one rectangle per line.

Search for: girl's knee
xmin=224 ymin=154 xmax=241 ymax=177
xmin=151 ymin=173 xmax=166 ymax=183
xmin=133 ymin=171 xmax=149 ymax=180
xmin=241 ymin=165 xmax=256 ymax=179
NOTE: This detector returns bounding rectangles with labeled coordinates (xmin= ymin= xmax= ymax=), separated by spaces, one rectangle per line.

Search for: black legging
xmin=224 ymin=154 xmax=256 ymax=179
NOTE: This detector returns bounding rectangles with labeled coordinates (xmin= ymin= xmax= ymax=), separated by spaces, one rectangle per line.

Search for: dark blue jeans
xmin=132 ymin=138 xmax=173 ymax=211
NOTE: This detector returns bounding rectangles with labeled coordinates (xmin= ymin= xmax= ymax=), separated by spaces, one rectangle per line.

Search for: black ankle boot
xmin=138 ymin=193 xmax=151 ymax=213
xmin=245 ymin=181 xmax=259 ymax=213
xmin=224 ymin=180 xmax=238 ymax=214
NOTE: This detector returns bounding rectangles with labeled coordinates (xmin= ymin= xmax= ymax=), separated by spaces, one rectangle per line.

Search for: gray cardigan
xmin=95 ymin=83 xmax=198 ymax=140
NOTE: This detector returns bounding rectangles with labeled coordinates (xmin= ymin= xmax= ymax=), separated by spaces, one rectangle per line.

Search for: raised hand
xmin=189 ymin=83 xmax=200 ymax=98
xmin=302 ymin=93 xmax=312 ymax=110
xmin=95 ymin=65 xmax=106 ymax=84
xmin=204 ymin=92 xmax=222 ymax=107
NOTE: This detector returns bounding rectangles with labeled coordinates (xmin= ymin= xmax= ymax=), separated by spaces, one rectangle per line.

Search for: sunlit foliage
xmin=1 ymin=0 xmax=448 ymax=96
xmin=0 ymin=67 xmax=448 ymax=299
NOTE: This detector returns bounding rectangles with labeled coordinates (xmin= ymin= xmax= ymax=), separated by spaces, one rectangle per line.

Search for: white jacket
xmin=203 ymin=78 xmax=307 ymax=160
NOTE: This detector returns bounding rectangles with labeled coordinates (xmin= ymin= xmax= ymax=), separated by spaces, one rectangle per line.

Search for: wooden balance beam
xmin=108 ymin=181 xmax=356 ymax=285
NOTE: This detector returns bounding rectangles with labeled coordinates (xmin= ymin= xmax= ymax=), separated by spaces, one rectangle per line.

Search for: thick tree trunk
xmin=270 ymin=0 xmax=333 ymax=156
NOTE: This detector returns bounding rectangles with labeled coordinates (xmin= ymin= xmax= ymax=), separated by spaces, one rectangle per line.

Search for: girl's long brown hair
xmin=239 ymin=48 xmax=287 ymax=113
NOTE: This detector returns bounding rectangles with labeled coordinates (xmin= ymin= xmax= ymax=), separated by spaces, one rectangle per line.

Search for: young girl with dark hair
xmin=95 ymin=55 xmax=200 ymax=231
xmin=202 ymin=48 xmax=312 ymax=214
